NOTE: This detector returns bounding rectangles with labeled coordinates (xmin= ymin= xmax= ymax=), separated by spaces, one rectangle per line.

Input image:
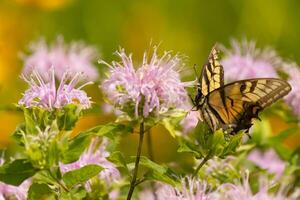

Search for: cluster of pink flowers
xmin=247 ymin=149 xmax=285 ymax=178
xmin=220 ymin=39 xmax=281 ymax=81
xmin=139 ymin=178 xmax=210 ymax=200
xmin=22 ymin=37 xmax=99 ymax=81
xmin=140 ymin=174 xmax=299 ymax=200
xmin=60 ymin=138 xmax=120 ymax=199
xmin=281 ymin=62 xmax=300 ymax=118
xmin=19 ymin=69 xmax=92 ymax=110
xmin=101 ymin=47 xmax=189 ymax=118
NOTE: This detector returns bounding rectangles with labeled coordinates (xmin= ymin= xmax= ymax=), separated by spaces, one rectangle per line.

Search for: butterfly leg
xmin=188 ymin=93 xmax=196 ymax=105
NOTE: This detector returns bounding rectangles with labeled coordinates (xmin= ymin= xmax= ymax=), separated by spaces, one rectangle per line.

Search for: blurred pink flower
xmin=221 ymin=39 xmax=280 ymax=81
xmin=247 ymin=149 xmax=285 ymax=178
xmin=22 ymin=37 xmax=99 ymax=81
xmin=282 ymin=62 xmax=300 ymax=118
xmin=211 ymin=171 xmax=299 ymax=200
xmin=101 ymin=47 xmax=190 ymax=118
xmin=19 ymin=69 xmax=92 ymax=110
xmin=0 ymin=180 xmax=31 ymax=200
xmin=151 ymin=178 xmax=211 ymax=200
xmin=180 ymin=110 xmax=200 ymax=134
xmin=60 ymin=138 xmax=120 ymax=199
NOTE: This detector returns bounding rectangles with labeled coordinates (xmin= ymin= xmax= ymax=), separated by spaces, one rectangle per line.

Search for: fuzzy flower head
xmin=281 ymin=62 xmax=300 ymax=118
xmin=221 ymin=39 xmax=280 ymax=81
xmin=210 ymin=171 xmax=299 ymax=200
xmin=18 ymin=69 xmax=92 ymax=110
xmin=247 ymin=149 xmax=285 ymax=178
xmin=151 ymin=177 xmax=211 ymax=200
xmin=101 ymin=47 xmax=189 ymax=118
xmin=22 ymin=36 xmax=99 ymax=81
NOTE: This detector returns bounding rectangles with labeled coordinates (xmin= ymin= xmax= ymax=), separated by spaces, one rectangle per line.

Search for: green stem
xmin=127 ymin=121 xmax=145 ymax=200
xmin=192 ymin=152 xmax=212 ymax=178
xmin=146 ymin=130 xmax=157 ymax=199
xmin=48 ymin=169 xmax=69 ymax=192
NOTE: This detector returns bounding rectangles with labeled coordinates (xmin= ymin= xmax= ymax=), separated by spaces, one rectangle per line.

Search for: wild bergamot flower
xmin=22 ymin=36 xmax=99 ymax=81
xmin=221 ymin=39 xmax=281 ymax=81
xmin=101 ymin=47 xmax=189 ymax=118
xmin=19 ymin=68 xmax=92 ymax=110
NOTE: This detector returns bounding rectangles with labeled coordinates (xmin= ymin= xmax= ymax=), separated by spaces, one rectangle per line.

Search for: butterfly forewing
xmin=207 ymin=78 xmax=291 ymax=127
xmin=199 ymin=46 xmax=224 ymax=96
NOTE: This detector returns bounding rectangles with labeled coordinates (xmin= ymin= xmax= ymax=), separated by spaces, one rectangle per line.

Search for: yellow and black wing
xmin=204 ymin=78 xmax=291 ymax=132
xmin=199 ymin=46 xmax=224 ymax=96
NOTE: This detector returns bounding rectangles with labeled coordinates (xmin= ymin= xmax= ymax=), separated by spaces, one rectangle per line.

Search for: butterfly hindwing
xmin=206 ymin=78 xmax=291 ymax=131
xmin=199 ymin=46 xmax=224 ymax=96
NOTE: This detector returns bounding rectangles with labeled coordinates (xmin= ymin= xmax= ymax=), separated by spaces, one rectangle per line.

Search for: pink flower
xmin=147 ymin=178 xmax=211 ymax=200
xmin=19 ymin=69 xmax=92 ymax=110
xmin=22 ymin=36 xmax=99 ymax=81
xmin=220 ymin=39 xmax=280 ymax=81
xmin=180 ymin=110 xmax=201 ymax=134
xmin=211 ymin=171 xmax=299 ymax=200
xmin=0 ymin=180 xmax=31 ymax=200
xmin=247 ymin=149 xmax=285 ymax=178
xmin=60 ymin=138 xmax=120 ymax=199
xmin=101 ymin=47 xmax=190 ymax=118
xmin=281 ymin=62 xmax=300 ymax=118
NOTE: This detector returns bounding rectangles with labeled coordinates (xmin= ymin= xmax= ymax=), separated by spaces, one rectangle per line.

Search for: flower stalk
xmin=127 ymin=121 xmax=145 ymax=200
xmin=192 ymin=151 xmax=212 ymax=178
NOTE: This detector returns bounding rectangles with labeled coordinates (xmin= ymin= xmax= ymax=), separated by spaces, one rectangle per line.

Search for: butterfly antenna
xmin=193 ymin=64 xmax=200 ymax=83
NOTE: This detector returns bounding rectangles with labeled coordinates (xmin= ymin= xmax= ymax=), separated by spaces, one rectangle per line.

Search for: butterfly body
xmin=193 ymin=46 xmax=291 ymax=134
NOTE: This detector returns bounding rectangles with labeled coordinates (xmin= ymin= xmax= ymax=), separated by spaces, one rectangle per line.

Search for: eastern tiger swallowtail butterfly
xmin=191 ymin=45 xmax=291 ymax=134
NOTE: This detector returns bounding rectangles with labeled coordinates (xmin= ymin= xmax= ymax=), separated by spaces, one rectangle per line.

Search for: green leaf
xmin=11 ymin=123 xmax=26 ymax=145
xmin=160 ymin=111 xmax=185 ymax=137
xmin=177 ymin=139 xmax=201 ymax=157
xmin=57 ymin=104 xmax=81 ymax=131
xmin=193 ymin=122 xmax=212 ymax=150
xmin=107 ymin=151 xmax=129 ymax=172
xmin=33 ymin=170 xmax=58 ymax=186
xmin=62 ymin=123 xmax=132 ymax=164
xmin=0 ymin=159 xmax=37 ymax=186
xmin=95 ymin=123 xmax=133 ymax=139
xmin=222 ymin=132 xmax=243 ymax=156
xmin=28 ymin=183 xmax=53 ymax=200
xmin=60 ymin=187 xmax=87 ymax=200
xmin=23 ymin=108 xmax=38 ymax=134
xmin=62 ymin=164 xmax=103 ymax=187
xmin=135 ymin=156 xmax=180 ymax=186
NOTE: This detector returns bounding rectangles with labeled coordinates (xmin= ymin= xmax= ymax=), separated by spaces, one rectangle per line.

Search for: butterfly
xmin=191 ymin=45 xmax=291 ymax=134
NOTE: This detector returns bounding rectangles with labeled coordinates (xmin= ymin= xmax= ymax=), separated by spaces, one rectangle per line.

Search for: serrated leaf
xmin=62 ymin=164 xmax=103 ymax=187
xmin=0 ymin=159 xmax=37 ymax=185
